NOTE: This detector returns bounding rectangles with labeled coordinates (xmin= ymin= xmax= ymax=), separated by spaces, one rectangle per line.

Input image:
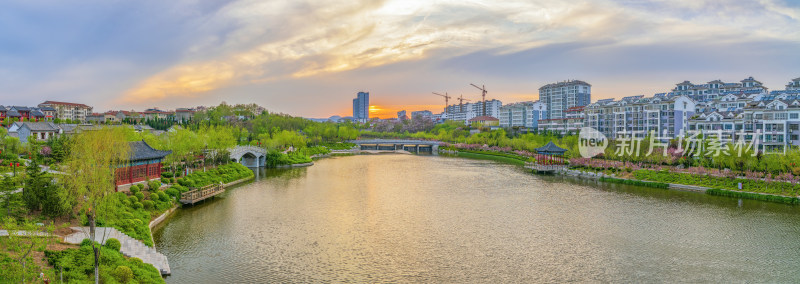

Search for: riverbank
xmin=443 ymin=148 xmax=800 ymax=205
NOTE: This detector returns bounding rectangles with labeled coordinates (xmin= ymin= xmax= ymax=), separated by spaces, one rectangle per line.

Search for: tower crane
xmin=432 ymin=92 xmax=451 ymax=118
xmin=470 ymin=83 xmax=488 ymax=116
xmin=457 ymin=94 xmax=471 ymax=113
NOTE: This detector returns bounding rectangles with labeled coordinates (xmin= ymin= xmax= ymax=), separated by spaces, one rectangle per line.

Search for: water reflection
xmin=154 ymin=155 xmax=800 ymax=283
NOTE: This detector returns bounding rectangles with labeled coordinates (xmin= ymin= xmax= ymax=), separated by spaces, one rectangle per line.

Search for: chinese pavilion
xmin=115 ymin=141 xmax=172 ymax=188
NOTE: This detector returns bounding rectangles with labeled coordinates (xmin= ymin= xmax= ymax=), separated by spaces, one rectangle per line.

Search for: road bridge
xmin=349 ymin=139 xmax=440 ymax=153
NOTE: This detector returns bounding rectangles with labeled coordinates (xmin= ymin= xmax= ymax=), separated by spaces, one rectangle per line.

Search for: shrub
xmin=80 ymin=238 xmax=94 ymax=247
xmin=148 ymin=180 xmax=161 ymax=191
xmin=129 ymin=186 xmax=140 ymax=195
xmin=158 ymin=192 xmax=169 ymax=202
xmin=706 ymin=188 xmax=799 ymax=205
xmin=142 ymin=200 xmax=154 ymax=210
xmin=113 ymin=266 xmax=133 ymax=283
xmin=599 ymin=177 xmax=669 ymax=189
xmin=132 ymin=202 xmax=143 ymax=209
xmin=161 ymin=172 xmax=173 ymax=178
xmin=134 ymin=192 xmax=145 ymax=202
xmin=165 ymin=188 xmax=179 ymax=199
xmin=105 ymin=238 xmax=121 ymax=252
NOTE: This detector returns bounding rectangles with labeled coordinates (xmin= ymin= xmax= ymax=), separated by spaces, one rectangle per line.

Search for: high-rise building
xmin=352 ymin=92 xmax=369 ymax=122
xmin=397 ymin=110 xmax=407 ymax=120
xmin=539 ymin=80 xmax=591 ymax=120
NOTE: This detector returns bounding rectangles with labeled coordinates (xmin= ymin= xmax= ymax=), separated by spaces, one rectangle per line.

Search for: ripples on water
xmin=154 ymin=155 xmax=800 ymax=283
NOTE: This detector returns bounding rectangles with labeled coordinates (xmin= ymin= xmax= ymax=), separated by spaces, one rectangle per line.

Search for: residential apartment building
xmin=672 ymin=77 xmax=768 ymax=102
xmin=538 ymin=106 xmax=584 ymax=135
xmin=539 ymin=80 xmax=591 ymax=120
xmin=175 ymin=108 xmax=195 ymax=122
xmin=787 ymin=77 xmax=800 ymax=91
xmin=352 ymin=92 xmax=370 ymax=122
xmin=38 ymin=101 xmax=93 ymax=122
xmin=444 ymin=99 xmax=502 ymax=124
xmin=584 ymin=94 xmax=696 ymax=139
xmin=498 ymin=101 xmax=547 ymax=129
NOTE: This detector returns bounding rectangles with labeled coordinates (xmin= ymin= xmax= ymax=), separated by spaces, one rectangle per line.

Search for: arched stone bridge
xmin=230 ymin=145 xmax=267 ymax=167
xmin=349 ymin=139 xmax=440 ymax=153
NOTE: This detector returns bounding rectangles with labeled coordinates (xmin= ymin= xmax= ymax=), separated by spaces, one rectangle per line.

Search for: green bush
xmin=599 ymin=177 xmax=669 ymax=189
xmin=633 ymin=170 xmax=800 ymax=197
xmin=706 ymin=188 xmax=799 ymax=205
xmin=161 ymin=172 xmax=173 ymax=178
xmin=157 ymin=192 xmax=169 ymax=202
xmin=148 ymin=180 xmax=161 ymax=191
xmin=132 ymin=202 xmax=143 ymax=210
xmin=129 ymin=186 xmax=140 ymax=195
xmin=105 ymin=238 xmax=121 ymax=252
xmin=142 ymin=200 xmax=155 ymax=210
xmin=45 ymin=241 xmax=163 ymax=283
xmin=113 ymin=266 xmax=133 ymax=283
xmin=180 ymin=163 xmax=254 ymax=188
xmin=134 ymin=192 xmax=145 ymax=202
xmin=165 ymin=188 xmax=179 ymax=199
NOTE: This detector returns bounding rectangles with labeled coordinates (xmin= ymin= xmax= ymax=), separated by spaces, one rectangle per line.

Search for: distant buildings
xmin=397 ymin=110 xmax=407 ymax=120
xmin=787 ymin=77 xmax=800 ymax=91
xmin=445 ymin=99 xmax=502 ymax=124
xmin=352 ymin=92 xmax=370 ymax=122
xmin=539 ymin=80 xmax=591 ymax=120
xmin=585 ymin=95 xmax=696 ymax=139
xmin=498 ymin=101 xmax=547 ymax=129
xmin=0 ymin=106 xmax=52 ymax=123
xmin=38 ymin=101 xmax=93 ymax=122
xmin=8 ymin=122 xmax=61 ymax=143
xmin=672 ymin=77 xmax=767 ymax=102
xmin=468 ymin=116 xmax=499 ymax=127
xmin=411 ymin=110 xmax=433 ymax=119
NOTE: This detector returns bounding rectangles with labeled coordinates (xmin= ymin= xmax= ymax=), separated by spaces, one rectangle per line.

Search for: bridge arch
xmin=229 ymin=145 xmax=267 ymax=168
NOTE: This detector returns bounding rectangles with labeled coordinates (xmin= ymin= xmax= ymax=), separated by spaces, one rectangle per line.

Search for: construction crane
xmin=432 ymin=92 xmax=451 ymax=117
xmin=470 ymin=83 xmax=488 ymax=116
xmin=457 ymin=94 xmax=470 ymax=113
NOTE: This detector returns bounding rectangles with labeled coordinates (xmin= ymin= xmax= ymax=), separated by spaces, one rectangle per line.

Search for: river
xmin=153 ymin=154 xmax=800 ymax=283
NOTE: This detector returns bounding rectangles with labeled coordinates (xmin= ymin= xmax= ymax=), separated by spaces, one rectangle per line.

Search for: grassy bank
xmin=598 ymin=177 xmax=669 ymax=189
xmin=706 ymin=188 xmax=800 ymax=205
xmin=452 ymin=151 xmax=527 ymax=166
xmin=633 ymin=170 xmax=800 ymax=197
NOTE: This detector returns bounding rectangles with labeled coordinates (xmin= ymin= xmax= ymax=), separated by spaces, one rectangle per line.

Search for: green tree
xmin=63 ymin=127 xmax=130 ymax=284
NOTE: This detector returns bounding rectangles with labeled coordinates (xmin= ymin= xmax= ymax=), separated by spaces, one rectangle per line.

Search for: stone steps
xmin=63 ymin=227 xmax=170 ymax=275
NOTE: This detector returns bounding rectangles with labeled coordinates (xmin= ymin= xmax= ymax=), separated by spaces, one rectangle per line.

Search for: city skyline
xmin=2 ymin=1 xmax=799 ymax=118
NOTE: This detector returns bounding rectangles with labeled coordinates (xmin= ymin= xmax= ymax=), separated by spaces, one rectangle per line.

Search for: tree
xmin=63 ymin=127 xmax=130 ymax=284
xmin=0 ymin=175 xmax=25 ymax=220
xmin=0 ymin=218 xmax=57 ymax=283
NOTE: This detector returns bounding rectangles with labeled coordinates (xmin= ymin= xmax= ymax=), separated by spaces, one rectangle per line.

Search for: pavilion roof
xmin=129 ymin=141 xmax=172 ymax=161
xmin=535 ymin=141 xmax=568 ymax=155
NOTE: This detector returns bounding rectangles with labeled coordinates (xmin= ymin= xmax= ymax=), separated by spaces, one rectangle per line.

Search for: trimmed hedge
xmin=599 ymin=177 xmax=669 ymax=189
xmin=706 ymin=188 xmax=800 ymax=205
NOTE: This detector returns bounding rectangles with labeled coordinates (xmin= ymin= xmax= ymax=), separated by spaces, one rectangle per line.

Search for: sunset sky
xmin=2 ymin=0 xmax=799 ymax=118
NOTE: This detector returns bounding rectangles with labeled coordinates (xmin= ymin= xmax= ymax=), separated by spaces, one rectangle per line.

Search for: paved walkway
xmin=63 ymin=227 xmax=170 ymax=275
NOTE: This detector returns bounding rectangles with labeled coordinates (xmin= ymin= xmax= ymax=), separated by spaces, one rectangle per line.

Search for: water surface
xmin=154 ymin=155 xmax=800 ymax=283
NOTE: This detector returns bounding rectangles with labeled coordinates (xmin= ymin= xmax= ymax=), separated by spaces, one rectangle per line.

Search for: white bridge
xmin=229 ymin=145 xmax=267 ymax=167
